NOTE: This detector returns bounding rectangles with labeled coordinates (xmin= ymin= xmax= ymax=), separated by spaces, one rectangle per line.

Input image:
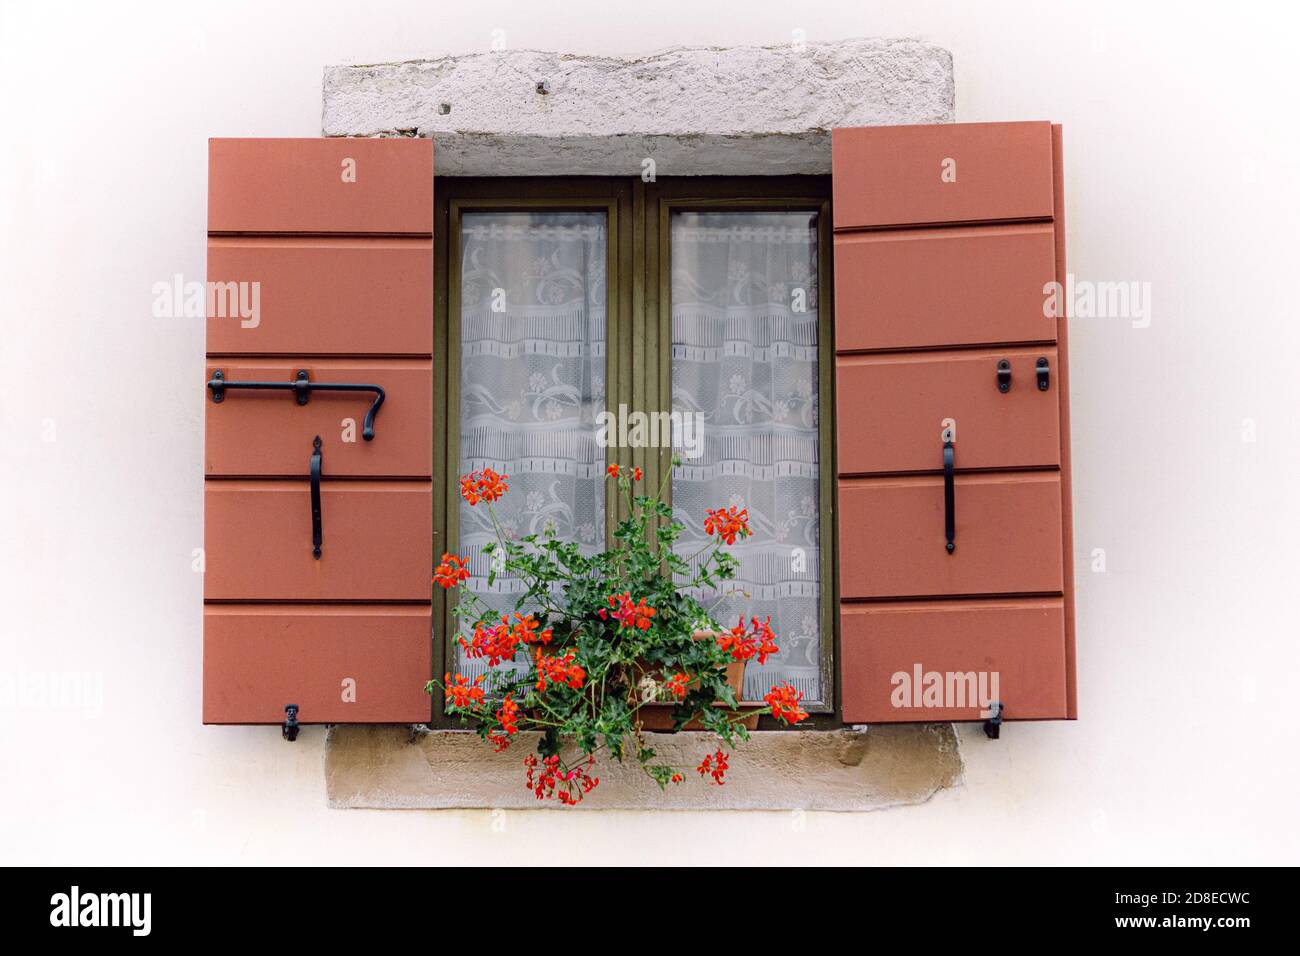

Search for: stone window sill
xmin=325 ymin=725 xmax=962 ymax=811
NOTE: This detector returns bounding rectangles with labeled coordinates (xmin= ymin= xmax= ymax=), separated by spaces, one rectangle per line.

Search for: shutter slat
xmin=208 ymin=138 xmax=433 ymax=235
xmin=204 ymin=481 xmax=433 ymax=601
xmin=833 ymin=224 xmax=1057 ymax=351
xmin=204 ymin=606 xmax=432 ymax=724
xmin=838 ymin=473 xmax=1065 ymax=599
xmin=837 ymin=348 xmax=1061 ymax=474
xmin=206 ymin=237 xmax=433 ymax=355
xmin=832 ymin=121 xmax=1055 ymax=229
xmin=841 ymin=599 xmax=1067 ymax=722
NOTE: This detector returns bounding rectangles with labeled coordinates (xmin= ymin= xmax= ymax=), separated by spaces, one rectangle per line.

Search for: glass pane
xmin=455 ymin=211 xmax=608 ymax=682
xmin=670 ymin=210 xmax=822 ymax=702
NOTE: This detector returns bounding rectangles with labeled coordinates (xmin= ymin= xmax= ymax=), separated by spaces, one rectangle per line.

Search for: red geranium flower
xmin=444 ymin=672 xmax=486 ymax=710
xmin=433 ymin=553 xmax=470 ymax=589
xmin=459 ymin=468 xmax=508 ymax=505
xmin=704 ymin=506 xmax=751 ymax=545
xmin=764 ymin=682 xmax=808 ymax=724
xmin=535 ymin=650 xmax=587 ymax=692
xmin=458 ymin=613 xmax=552 ymax=668
xmin=665 ymin=672 xmax=691 ymax=700
xmin=488 ymin=695 xmax=520 ymax=752
xmin=717 ymin=615 xmax=780 ymax=665
xmin=525 ymin=753 xmax=598 ymax=805
xmin=696 ymin=748 xmax=729 ymax=785
xmin=458 ymin=474 xmax=480 ymax=506
xmin=717 ymin=613 xmax=774 ymax=665
xmin=509 ymin=612 xmax=553 ymax=646
xmin=458 ymin=617 xmax=517 ymax=666
xmin=607 ymin=591 xmax=656 ymax=631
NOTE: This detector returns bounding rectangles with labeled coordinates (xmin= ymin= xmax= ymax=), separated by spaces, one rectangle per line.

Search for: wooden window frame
xmin=431 ymin=176 xmax=839 ymax=727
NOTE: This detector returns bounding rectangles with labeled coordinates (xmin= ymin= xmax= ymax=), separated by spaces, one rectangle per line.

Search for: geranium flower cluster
xmin=459 ymin=468 xmax=508 ymax=506
xmin=717 ymin=615 xmax=780 ymax=665
xmin=704 ymin=505 xmax=751 ymax=545
xmin=764 ymin=682 xmax=808 ymax=725
xmin=665 ymin=672 xmax=691 ymax=700
xmin=433 ymin=553 xmax=470 ymax=589
xmin=697 ymin=748 xmax=730 ymax=785
xmin=602 ymin=591 xmax=656 ymax=631
xmin=487 ymin=695 xmax=519 ymax=752
xmin=525 ymin=753 xmax=600 ymax=805
xmin=535 ymin=650 xmax=587 ymax=692
xmin=444 ymin=672 xmax=485 ymax=709
xmin=458 ymin=612 xmax=553 ymax=667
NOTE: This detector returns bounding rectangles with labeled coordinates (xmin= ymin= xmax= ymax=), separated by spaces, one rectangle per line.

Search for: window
xmin=433 ymin=177 xmax=834 ymax=720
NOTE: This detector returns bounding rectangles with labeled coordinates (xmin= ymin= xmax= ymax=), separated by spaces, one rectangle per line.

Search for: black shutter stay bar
xmin=206 ymin=369 xmax=386 ymax=440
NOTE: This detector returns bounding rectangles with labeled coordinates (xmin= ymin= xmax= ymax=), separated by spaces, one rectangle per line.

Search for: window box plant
xmin=429 ymin=461 xmax=808 ymax=805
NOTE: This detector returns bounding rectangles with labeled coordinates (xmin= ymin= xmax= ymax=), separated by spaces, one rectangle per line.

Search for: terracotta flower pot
xmin=529 ymin=630 xmax=762 ymax=731
xmin=635 ymin=631 xmax=761 ymax=732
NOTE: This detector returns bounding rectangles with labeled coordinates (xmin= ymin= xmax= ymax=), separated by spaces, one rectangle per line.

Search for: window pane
xmin=670 ymin=211 xmax=822 ymax=702
xmin=455 ymin=212 xmax=607 ymax=681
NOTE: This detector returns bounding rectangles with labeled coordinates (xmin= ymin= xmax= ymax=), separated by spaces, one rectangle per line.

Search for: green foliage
xmin=431 ymin=463 xmax=778 ymax=789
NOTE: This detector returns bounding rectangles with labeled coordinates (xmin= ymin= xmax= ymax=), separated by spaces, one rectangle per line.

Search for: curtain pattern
xmin=455 ymin=212 xmax=608 ymax=681
xmin=670 ymin=212 xmax=822 ymax=701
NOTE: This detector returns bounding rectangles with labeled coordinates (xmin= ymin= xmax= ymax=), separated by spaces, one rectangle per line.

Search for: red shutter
xmin=833 ymin=122 xmax=1076 ymax=724
xmin=204 ymin=138 xmax=433 ymax=727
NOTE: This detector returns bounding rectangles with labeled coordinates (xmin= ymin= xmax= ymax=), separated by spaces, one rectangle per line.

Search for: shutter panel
xmin=833 ymin=122 xmax=1076 ymax=724
xmin=204 ymin=138 xmax=433 ymax=726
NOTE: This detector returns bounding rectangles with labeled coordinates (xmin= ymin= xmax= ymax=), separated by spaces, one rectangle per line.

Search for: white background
xmin=1 ymin=0 xmax=1296 ymax=864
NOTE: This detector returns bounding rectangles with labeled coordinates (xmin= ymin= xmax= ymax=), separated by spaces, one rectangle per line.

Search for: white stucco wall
xmin=1 ymin=0 xmax=1296 ymax=865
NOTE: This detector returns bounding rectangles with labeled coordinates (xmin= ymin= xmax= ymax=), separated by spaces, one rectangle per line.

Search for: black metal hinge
xmin=983 ymin=701 xmax=1004 ymax=739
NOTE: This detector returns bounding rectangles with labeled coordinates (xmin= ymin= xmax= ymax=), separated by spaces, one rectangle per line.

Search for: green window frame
xmin=432 ymin=176 xmax=838 ymax=726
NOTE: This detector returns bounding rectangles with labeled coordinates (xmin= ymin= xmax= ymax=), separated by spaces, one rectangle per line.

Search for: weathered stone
xmin=325 ymin=725 xmax=963 ymax=811
xmin=322 ymin=39 xmax=954 ymax=175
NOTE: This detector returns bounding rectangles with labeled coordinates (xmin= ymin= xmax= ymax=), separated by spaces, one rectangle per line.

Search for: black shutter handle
xmin=310 ymin=436 xmax=323 ymax=559
xmin=943 ymin=440 xmax=955 ymax=554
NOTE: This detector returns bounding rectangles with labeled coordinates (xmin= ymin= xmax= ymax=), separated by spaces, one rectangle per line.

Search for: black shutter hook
xmin=310 ymin=436 xmax=323 ymax=559
xmin=943 ymin=440 xmax=955 ymax=554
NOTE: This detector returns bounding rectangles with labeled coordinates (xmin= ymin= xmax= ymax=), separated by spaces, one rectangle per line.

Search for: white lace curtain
xmin=455 ymin=212 xmax=608 ymax=680
xmin=670 ymin=211 xmax=823 ymax=702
